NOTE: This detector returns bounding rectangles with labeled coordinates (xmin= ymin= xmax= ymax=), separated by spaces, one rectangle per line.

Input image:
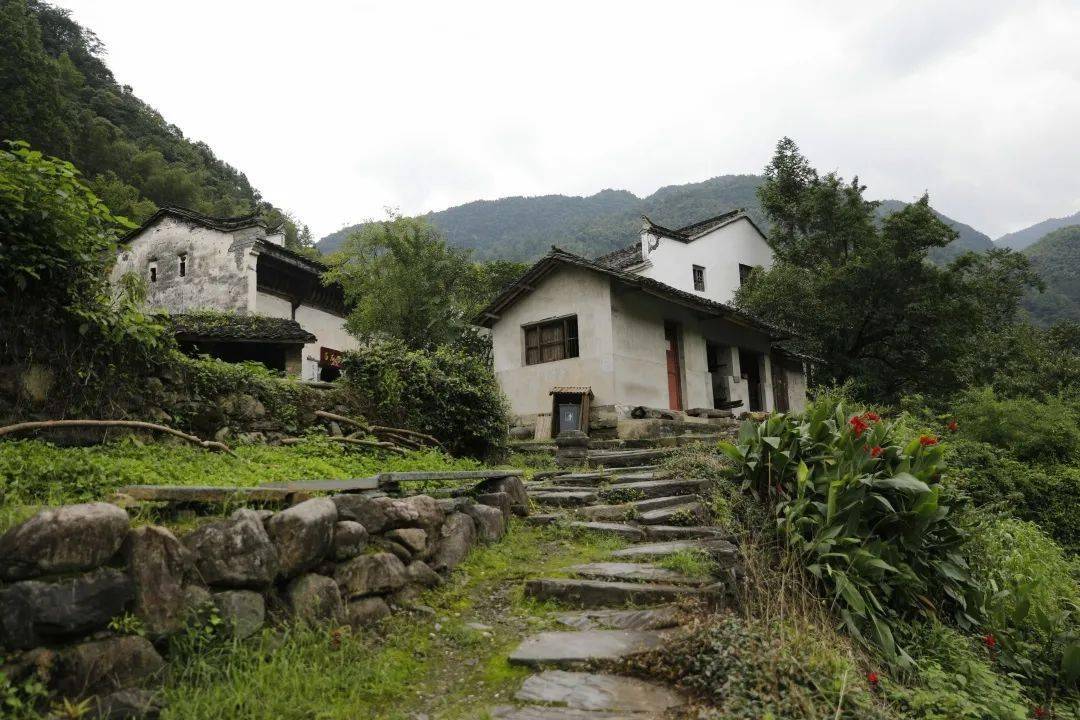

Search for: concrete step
xmin=611 ymin=538 xmax=738 ymax=565
xmin=567 ymin=562 xmax=706 ymax=585
xmin=514 ymin=670 xmax=685 ymax=713
xmin=645 ymin=525 xmax=728 ymax=540
xmin=554 ymin=606 xmax=681 ymax=632
xmin=576 ymin=495 xmax=694 ymax=521
xmin=524 ymin=578 xmax=703 ymax=608
xmin=600 ymin=478 xmax=708 ymax=502
xmin=565 ymin=521 xmax=646 ymax=541
xmin=491 ymin=704 xmax=656 ymax=719
xmin=528 ymin=484 xmax=602 ymax=493
xmin=556 ymin=466 xmax=658 ymax=482
xmin=529 ymin=490 xmax=598 ymax=507
xmin=507 ymin=630 xmax=671 ymax=667
xmin=637 ymin=501 xmax=708 ymax=526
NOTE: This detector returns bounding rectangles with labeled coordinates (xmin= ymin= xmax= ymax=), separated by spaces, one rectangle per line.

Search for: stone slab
xmin=516 ymin=670 xmax=684 ymax=712
xmin=507 ymin=630 xmax=669 ymax=667
xmin=554 ymin=606 xmax=682 ymax=631
xmin=637 ymin=502 xmax=707 ymax=525
xmin=567 ymin=562 xmax=704 ymax=585
xmin=565 ymin=522 xmax=646 ymax=541
xmin=524 ymin=578 xmax=700 ymax=608
xmin=529 ymin=491 xmax=598 ymax=507
xmin=610 ymin=539 xmax=738 ymax=566
xmin=601 ymin=479 xmax=708 ymax=501
xmin=645 ymin=525 xmax=728 ymax=540
xmin=576 ymin=495 xmax=692 ymax=522
xmin=491 ymin=707 xmax=651 ymax=720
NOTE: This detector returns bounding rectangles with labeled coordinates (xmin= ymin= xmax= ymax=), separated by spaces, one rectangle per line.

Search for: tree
xmin=736 ymin=138 xmax=1040 ymax=401
xmin=324 ymin=213 xmax=477 ymax=349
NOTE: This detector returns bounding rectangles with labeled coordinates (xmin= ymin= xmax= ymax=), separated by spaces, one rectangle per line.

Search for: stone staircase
xmin=490 ymin=465 xmax=737 ymax=719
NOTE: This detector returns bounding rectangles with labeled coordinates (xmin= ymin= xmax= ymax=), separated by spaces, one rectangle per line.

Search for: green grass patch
xmin=658 ymin=549 xmax=717 ymax=578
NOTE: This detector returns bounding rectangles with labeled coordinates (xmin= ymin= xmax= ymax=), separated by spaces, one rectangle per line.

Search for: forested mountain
xmin=0 ymin=0 xmax=309 ymax=246
xmin=1023 ymin=225 xmax=1080 ymax=325
xmin=319 ymin=174 xmax=989 ymax=265
xmin=996 ymin=210 xmax=1080 ymax=251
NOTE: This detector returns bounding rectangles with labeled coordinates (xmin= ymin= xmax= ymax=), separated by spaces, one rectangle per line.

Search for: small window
xmin=738 ymin=263 xmax=753 ymax=286
xmin=178 ymin=253 xmax=187 ymax=277
xmin=692 ymin=264 xmax=705 ymax=291
xmin=524 ymin=316 xmax=579 ymax=366
xmin=148 ymin=260 xmax=158 ymax=283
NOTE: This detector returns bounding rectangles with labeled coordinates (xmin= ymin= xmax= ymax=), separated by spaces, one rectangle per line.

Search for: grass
xmin=159 ymin=521 xmax=628 ymax=720
xmin=658 ymin=548 xmax=718 ymax=578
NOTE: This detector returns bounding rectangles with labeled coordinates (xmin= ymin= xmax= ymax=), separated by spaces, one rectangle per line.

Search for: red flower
xmin=947 ymin=420 xmax=959 ymax=433
xmin=863 ymin=411 xmax=881 ymax=422
xmin=849 ymin=415 xmax=869 ymax=438
xmin=867 ymin=671 xmax=879 ymax=685
xmin=919 ymin=435 xmax=939 ymax=447
xmin=983 ymin=633 xmax=996 ymax=648
xmin=1034 ymin=707 xmax=1047 ymax=719
xmin=870 ymin=445 xmax=883 ymax=458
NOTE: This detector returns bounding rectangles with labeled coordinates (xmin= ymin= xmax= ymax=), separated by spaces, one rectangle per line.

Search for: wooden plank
xmin=119 ymin=485 xmax=297 ymax=503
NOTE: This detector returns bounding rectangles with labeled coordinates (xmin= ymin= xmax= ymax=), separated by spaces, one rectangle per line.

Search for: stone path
xmin=488 ymin=465 xmax=738 ymax=719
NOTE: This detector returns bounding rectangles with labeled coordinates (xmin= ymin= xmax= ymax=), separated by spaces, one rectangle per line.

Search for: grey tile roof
xmin=170 ymin=313 xmax=317 ymax=343
xmin=594 ymin=242 xmax=643 ymax=270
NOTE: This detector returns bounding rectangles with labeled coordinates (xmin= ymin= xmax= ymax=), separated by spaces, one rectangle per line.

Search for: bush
xmin=340 ymin=338 xmax=509 ymax=459
xmin=953 ymin=387 xmax=1080 ymax=463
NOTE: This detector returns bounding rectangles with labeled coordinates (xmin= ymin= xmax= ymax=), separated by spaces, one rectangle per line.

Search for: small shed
xmin=549 ymin=386 xmax=593 ymax=437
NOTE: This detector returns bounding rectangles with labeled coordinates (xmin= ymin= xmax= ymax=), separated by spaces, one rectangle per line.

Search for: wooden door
xmin=664 ymin=323 xmax=683 ymax=410
xmin=772 ymin=357 xmax=790 ymax=413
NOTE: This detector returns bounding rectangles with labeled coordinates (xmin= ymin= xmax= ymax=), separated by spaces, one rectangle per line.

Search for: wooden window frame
xmin=692 ymin=264 xmax=705 ymax=291
xmin=738 ymin=263 xmax=753 ymax=286
xmin=523 ymin=315 xmax=579 ymax=366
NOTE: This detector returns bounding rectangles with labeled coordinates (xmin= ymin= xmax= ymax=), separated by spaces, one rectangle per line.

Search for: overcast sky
xmin=60 ymin=0 xmax=1080 ymax=240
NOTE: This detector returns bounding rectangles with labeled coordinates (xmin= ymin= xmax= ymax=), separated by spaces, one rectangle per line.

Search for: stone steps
xmin=553 ymin=606 xmax=681 ymax=632
xmin=599 ymin=478 xmax=708 ymax=502
xmin=523 ymin=578 xmax=704 ymax=608
xmin=587 ymin=449 xmax=674 ymax=468
xmin=567 ymin=562 xmax=706 ymax=585
xmin=529 ymin=490 xmax=598 ymax=507
xmin=512 ymin=670 xmax=684 ymax=714
xmin=507 ymin=629 xmax=672 ymax=667
xmin=491 ymin=705 xmax=657 ymax=719
xmin=575 ymin=495 xmax=694 ymax=521
xmin=644 ymin=525 xmax=728 ymax=540
xmin=636 ymin=501 xmax=708 ymax=526
xmin=610 ymin=538 xmax=738 ymax=564
xmin=565 ymin=521 xmax=646 ymax=541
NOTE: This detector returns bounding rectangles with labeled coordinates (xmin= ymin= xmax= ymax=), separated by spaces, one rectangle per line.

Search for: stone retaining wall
xmin=0 ymin=476 xmax=528 ymax=718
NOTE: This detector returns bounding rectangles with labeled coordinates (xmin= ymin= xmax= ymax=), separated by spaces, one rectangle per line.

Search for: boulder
xmin=332 ymin=521 xmax=368 ymax=561
xmin=344 ymin=597 xmax=391 ymax=628
xmin=212 ymin=590 xmax=265 ymax=639
xmin=372 ymin=537 xmax=413 ymax=564
xmin=397 ymin=495 xmax=444 ymax=532
xmin=0 ymin=568 xmax=134 ymax=650
xmin=55 ymin=636 xmax=164 ymax=697
xmin=555 ymin=431 xmax=590 ymax=447
xmin=183 ymin=509 xmax=279 ymax=589
xmin=430 ymin=513 xmax=476 ymax=573
xmin=125 ymin=525 xmax=191 ymax=638
xmin=436 ymin=497 xmax=475 ymax=514
xmin=385 ymin=528 xmax=427 ymax=556
xmin=264 ymin=498 xmax=336 ymax=578
xmin=476 ymin=492 xmax=512 ymax=522
xmin=405 ymin=561 xmax=443 ymax=589
xmin=463 ymin=503 xmax=507 ymax=543
xmin=0 ymin=502 xmax=130 ymax=581
xmin=334 ymin=553 xmax=408 ymax=598
xmin=331 ymin=496 xmax=397 ymax=534
xmin=285 ymin=574 xmax=344 ymax=626
xmin=92 ymin=688 xmax=164 ymax=719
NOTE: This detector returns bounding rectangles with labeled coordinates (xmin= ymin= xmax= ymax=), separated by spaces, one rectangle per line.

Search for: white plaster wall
xmin=111 ymin=217 xmax=254 ymax=313
xmin=637 ymin=218 xmax=774 ymax=304
xmin=295 ymin=305 xmax=360 ymax=381
xmin=786 ymin=366 xmax=808 ymax=413
xmin=255 ymin=291 xmax=292 ymax=319
xmin=491 ymin=266 xmax=615 ymax=416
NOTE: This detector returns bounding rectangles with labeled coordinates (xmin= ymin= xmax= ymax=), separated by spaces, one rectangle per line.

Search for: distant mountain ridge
xmin=996 ymin=211 xmax=1080 ymax=251
xmin=318 ymin=174 xmax=990 ymax=264
xmin=1022 ymin=224 xmax=1080 ymax=325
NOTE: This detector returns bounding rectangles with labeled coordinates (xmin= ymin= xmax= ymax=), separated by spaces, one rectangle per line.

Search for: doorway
xmin=664 ymin=322 xmax=683 ymax=411
xmin=739 ymin=348 xmax=763 ymax=412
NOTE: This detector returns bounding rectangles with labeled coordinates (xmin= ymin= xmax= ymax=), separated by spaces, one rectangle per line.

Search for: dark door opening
xmin=772 ymin=354 xmax=790 ymax=413
xmin=739 ymin=348 xmax=763 ymax=412
xmin=664 ymin=323 xmax=683 ymax=411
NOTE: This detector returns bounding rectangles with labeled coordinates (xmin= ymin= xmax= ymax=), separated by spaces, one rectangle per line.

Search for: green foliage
xmin=953 ymin=387 xmax=1080 ymax=463
xmin=736 ymin=137 xmax=1041 ymax=402
xmin=340 ymin=337 xmax=509 ymax=459
xmin=1023 ymin=225 xmax=1080 ymax=325
xmin=325 ymin=214 xmax=478 ymax=350
xmin=720 ymin=399 xmax=981 ymax=666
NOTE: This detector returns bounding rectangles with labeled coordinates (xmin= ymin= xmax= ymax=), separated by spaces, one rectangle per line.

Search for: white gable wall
xmin=637 ymin=218 xmax=773 ymax=304
xmin=254 ymin=291 xmax=359 ymax=381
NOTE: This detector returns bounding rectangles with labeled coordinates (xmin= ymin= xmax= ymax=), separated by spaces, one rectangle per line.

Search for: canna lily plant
xmin=720 ymin=400 xmax=982 ymax=668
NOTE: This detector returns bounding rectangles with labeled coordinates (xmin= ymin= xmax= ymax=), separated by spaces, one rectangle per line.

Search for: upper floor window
xmin=148 ymin=260 xmax=158 ymax=283
xmin=178 ymin=253 xmax=187 ymax=277
xmin=692 ymin=264 xmax=705 ymax=291
xmin=738 ymin=263 xmax=753 ymax=286
xmin=524 ymin=315 xmax=579 ymax=366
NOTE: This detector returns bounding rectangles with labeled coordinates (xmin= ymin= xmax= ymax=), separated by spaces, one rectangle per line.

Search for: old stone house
xmin=476 ymin=210 xmax=808 ymax=438
xmin=110 ymin=207 xmax=356 ymax=381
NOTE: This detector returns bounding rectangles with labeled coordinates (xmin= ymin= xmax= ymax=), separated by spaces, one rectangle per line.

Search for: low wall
xmin=0 ymin=476 xmax=528 ymax=717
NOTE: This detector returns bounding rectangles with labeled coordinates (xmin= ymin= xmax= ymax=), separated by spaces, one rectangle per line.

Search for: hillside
xmin=0 ymin=0 xmax=306 ymax=244
xmin=1023 ymin=224 xmax=1080 ymax=325
xmin=319 ymin=175 xmax=987 ymax=264
xmin=997 ymin=210 xmax=1080 ymax=251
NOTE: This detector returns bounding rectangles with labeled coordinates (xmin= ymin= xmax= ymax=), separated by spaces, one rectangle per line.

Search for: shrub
xmin=953 ymin=387 xmax=1080 ymax=463
xmin=720 ymin=400 xmax=981 ymax=666
xmin=340 ymin=338 xmax=509 ymax=459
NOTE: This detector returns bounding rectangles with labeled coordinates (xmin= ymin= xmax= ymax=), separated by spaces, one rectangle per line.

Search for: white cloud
xmin=60 ymin=0 xmax=1080 ymax=239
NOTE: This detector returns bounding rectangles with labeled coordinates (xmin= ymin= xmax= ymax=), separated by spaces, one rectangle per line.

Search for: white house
xmin=476 ymin=210 xmax=808 ymax=437
xmin=110 ymin=207 xmax=357 ymax=381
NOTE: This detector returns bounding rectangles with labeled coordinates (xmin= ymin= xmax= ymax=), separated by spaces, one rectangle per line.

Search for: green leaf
xmin=872 ymin=473 xmax=930 ymax=494
xmin=1062 ymin=642 xmax=1080 ymax=685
